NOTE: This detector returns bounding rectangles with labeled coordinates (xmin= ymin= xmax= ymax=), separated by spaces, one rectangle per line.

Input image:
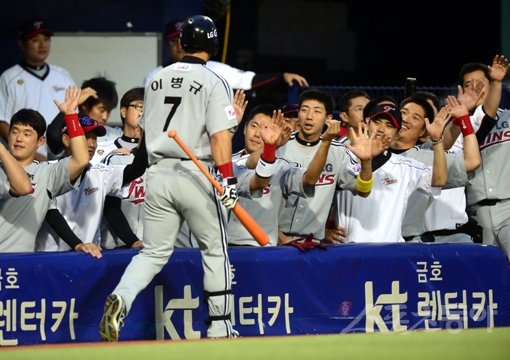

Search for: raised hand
xmin=322 ymin=119 xmax=341 ymax=142
xmin=346 ymin=122 xmax=374 ymax=161
xmin=426 ymin=104 xmax=452 ymax=141
xmin=457 ymin=81 xmax=485 ymax=112
xmin=54 ymin=85 xmax=81 ymax=115
xmin=233 ymin=89 xmax=248 ymax=125
xmin=488 ymin=54 xmax=510 ymax=82
xmin=446 ymin=95 xmax=469 ymax=118
xmin=260 ymin=112 xmax=283 ymax=146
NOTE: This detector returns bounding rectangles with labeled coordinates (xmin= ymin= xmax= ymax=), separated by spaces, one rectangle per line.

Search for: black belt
xmin=476 ymin=198 xmax=507 ymax=206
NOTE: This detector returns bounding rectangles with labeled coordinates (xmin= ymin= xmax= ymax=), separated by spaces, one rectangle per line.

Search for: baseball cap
xmin=62 ymin=117 xmax=106 ymax=137
xmin=164 ymin=19 xmax=184 ymax=41
xmin=18 ymin=17 xmax=54 ymax=40
xmin=367 ymin=104 xmax=402 ymax=129
xmin=280 ymin=103 xmax=299 ymax=118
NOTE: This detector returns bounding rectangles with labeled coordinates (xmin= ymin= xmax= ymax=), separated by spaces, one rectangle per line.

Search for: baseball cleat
xmin=99 ymin=294 xmax=126 ymax=342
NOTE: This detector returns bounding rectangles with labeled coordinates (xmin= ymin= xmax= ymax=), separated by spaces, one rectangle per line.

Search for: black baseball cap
xmin=280 ymin=103 xmax=299 ymax=118
xmin=164 ymin=19 xmax=184 ymax=41
xmin=367 ymin=104 xmax=402 ymax=129
xmin=62 ymin=117 xmax=106 ymax=137
xmin=18 ymin=17 xmax=54 ymax=40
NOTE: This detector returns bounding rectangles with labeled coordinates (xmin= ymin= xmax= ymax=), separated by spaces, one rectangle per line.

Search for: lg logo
xmin=207 ymin=29 xmax=217 ymax=39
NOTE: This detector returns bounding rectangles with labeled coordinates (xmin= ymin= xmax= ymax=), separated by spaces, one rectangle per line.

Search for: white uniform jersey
xmin=333 ymin=152 xmax=438 ymax=243
xmin=400 ymin=146 xmax=468 ymax=237
xmin=0 ymin=158 xmax=77 ymax=252
xmin=276 ymin=134 xmax=359 ymax=240
xmin=144 ymin=61 xmax=255 ymax=90
xmin=100 ymin=147 xmax=145 ymax=249
xmin=141 ymin=60 xmax=237 ymax=165
xmin=35 ymin=163 xmax=126 ymax=251
xmin=466 ymin=108 xmax=510 ymax=206
xmin=0 ymin=63 xmax=75 ymax=157
xmin=90 ymin=126 xmax=124 ymax=165
xmin=228 ymin=152 xmax=314 ymax=246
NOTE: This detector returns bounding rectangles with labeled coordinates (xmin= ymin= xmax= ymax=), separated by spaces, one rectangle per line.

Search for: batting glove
xmin=220 ymin=177 xmax=238 ymax=209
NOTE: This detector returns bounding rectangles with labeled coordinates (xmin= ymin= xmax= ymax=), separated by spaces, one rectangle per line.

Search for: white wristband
xmin=255 ymin=158 xmax=276 ymax=178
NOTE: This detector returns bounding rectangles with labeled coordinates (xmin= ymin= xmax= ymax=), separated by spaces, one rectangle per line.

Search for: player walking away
xmin=100 ymin=15 xmax=242 ymax=341
xmin=0 ymin=86 xmax=89 ymax=252
xmin=0 ymin=17 xmax=76 ymax=160
xmin=0 ymin=142 xmax=33 ymax=199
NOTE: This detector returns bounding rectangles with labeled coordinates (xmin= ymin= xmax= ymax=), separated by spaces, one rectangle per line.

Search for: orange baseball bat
xmin=168 ymin=129 xmax=269 ymax=246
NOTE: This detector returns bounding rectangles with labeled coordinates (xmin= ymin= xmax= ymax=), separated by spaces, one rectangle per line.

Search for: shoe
xmin=99 ymin=294 xmax=126 ymax=342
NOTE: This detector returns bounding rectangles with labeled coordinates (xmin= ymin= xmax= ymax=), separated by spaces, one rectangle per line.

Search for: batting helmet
xmin=180 ymin=15 xmax=219 ymax=56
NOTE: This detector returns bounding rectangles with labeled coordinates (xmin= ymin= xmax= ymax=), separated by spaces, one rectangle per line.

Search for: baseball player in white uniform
xmin=35 ymin=116 xmax=146 ymax=256
xmin=332 ymin=104 xmax=446 ymax=243
xmin=276 ymin=89 xmax=377 ymax=243
xmin=0 ymin=18 xmax=76 ymax=159
xmin=100 ymin=15 xmax=244 ymax=341
xmin=0 ymin=87 xmax=89 ymax=252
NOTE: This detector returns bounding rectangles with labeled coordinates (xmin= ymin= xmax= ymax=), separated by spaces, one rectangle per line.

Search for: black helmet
xmin=180 ymin=15 xmax=219 ymax=56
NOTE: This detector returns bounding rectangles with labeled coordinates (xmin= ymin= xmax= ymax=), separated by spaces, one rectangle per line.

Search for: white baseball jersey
xmin=466 ymin=108 xmax=510 ymax=206
xmin=333 ymin=152 xmax=438 ymax=243
xmin=399 ymin=146 xmax=469 ymax=237
xmin=0 ymin=157 xmax=78 ymax=252
xmin=90 ymin=126 xmax=124 ymax=165
xmin=228 ymin=152 xmax=314 ymax=246
xmin=100 ymin=147 xmax=145 ymax=249
xmin=276 ymin=134 xmax=359 ymax=240
xmin=0 ymin=63 xmax=75 ymax=157
xmin=35 ymin=163 xmax=126 ymax=251
xmin=144 ymin=61 xmax=255 ymax=90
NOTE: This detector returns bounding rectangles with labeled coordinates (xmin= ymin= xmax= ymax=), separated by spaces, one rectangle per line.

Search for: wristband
xmin=452 ymin=114 xmax=474 ymax=137
xmin=217 ymin=161 xmax=234 ymax=179
xmin=261 ymin=143 xmax=276 ymax=163
xmin=431 ymin=137 xmax=443 ymax=145
xmin=337 ymin=127 xmax=348 ymax=137
xmin=355 ymin=175 xmax=374 ymax=193
xmin=255 ymin=157 xmax=276 ymax=178
xmin=64 ymin=114 xmax=84 ymax=138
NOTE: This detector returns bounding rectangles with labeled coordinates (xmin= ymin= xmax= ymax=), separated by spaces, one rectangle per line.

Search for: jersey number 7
xmin=163 ymin=96 xmax=182 ymax=131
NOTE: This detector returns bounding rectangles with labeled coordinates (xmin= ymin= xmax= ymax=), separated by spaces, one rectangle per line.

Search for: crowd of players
xmin=0 ymin=16 xmax=509 ymax=263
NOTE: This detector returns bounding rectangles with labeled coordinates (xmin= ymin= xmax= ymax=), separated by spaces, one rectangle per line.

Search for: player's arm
xmin=44 ymin=209 xmax=103 ymax=259
xmin=425 ymin=108 xmax=448 ymax=187
xmin=0 ymin=121 xmax=9 ymax=144
xmin=122 ymin=134 xmax=148 ymax=185
xmin=445 ymin=96 xmax=481 ymax=172
xmin=302 ymin=119 xmax=339 ymax=186
xmin=103 ymin=196 xmax=143 ymax=249
xmin=345 ymin=123 xmax=375 ymax=198
xmin=0 ymin=142 xmax=33 ymax=196
xmin=483 ymin=54 xmax=508 ymax=118
xmin=53 ymin=86 xmax=89 ymax=183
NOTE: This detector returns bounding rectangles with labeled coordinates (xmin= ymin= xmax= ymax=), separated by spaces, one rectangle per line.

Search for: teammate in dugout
xmin=0 ymin=17 xmax=76 ymax=161
xmin=0 ymin=86 xmax=89 ymax=253
xmin=35 ymin=114 xmax=146 ymax=258
xmin=100 ymin=15 xmax=280 ymax=341
xmin=274 ymin=89 xmax=381 ymax=244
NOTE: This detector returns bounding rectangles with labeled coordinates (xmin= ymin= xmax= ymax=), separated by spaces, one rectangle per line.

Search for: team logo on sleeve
xmin=225 ymin=105 xmax=236 ymax=120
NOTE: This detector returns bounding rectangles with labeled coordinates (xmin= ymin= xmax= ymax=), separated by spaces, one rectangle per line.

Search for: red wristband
xmin=64 ymin=114 xmax=84 ymax=138
xmin=337 ymin=127 xmax=348 ymax=137
xmin=452 ymin=114 xmax=474 ymax=137
xmin=261 ymin=143 xmax=276 ymax=163
xmin=217 ymin=161 xmax=234 ymax=179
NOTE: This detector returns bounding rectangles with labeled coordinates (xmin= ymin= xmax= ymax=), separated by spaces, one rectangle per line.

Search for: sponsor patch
xmin=225 ymin=105 xmax=236 ymax=120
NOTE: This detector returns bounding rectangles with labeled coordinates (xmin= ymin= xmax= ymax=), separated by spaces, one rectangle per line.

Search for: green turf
xmin=2 ymin=327 xmax=509 ymax=360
